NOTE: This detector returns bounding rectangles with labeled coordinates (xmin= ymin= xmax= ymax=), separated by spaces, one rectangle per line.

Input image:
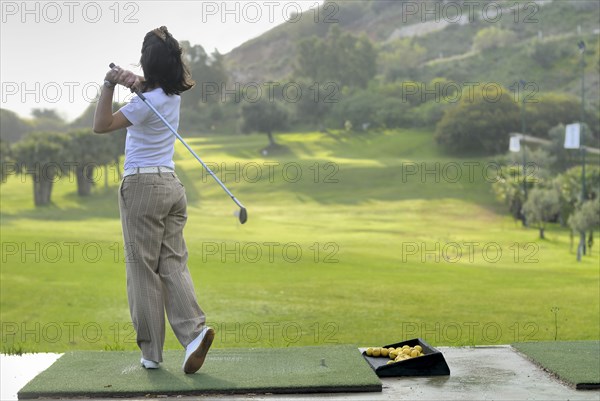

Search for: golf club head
xmin=238 ymin=207 xmax=248 ymax=224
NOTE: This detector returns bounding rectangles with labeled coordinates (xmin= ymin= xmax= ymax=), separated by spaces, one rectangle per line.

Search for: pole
xmin=521 ymin=97 xmax=527 ymax=199
xmin=580 ymin=44 xmax=586 ymax=202
xmin=520 ymin=80 xmax=528 ymax=227
xmin=577 ymin=41 xmax=586 ymax=259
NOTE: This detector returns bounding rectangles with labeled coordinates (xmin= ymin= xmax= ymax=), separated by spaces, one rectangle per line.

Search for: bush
xmin=411 ymin=99 xmax=451 ymax=128
xmin=527 ymin=39 xmax=571 ymax=69
xmin=379 ymin=39 xmax=427 ymax=81
xmin=522 ymin=187 xmax=562 ymax=239
xmin=374 ymin=98 xmax=413 ymax=129
xmin=557 ymin=165 xmax=600 ymax=205
xmin=472 ymin=27 xmax=517 ymax=52
xmin=0 ymin=108 xmax=33 ymax=143
xmin=568 ymin=198 xmax=600 ymax=260
xmin=328 ymin=90 xmax=382 ymax=130
xmin=434 ymin=86 xmax=519 ymax=155
xmin=526 ymin=93 xmax=582 ymax=138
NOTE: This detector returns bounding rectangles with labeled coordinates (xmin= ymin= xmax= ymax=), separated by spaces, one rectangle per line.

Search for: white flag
xmin=565 ymin=123 xmax=581 ymax=149
xmin=509 ymin=136 xmax=521 ymax=152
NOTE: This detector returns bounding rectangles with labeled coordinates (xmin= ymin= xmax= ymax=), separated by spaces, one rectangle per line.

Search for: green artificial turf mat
xmin=18 ymin=345 xmax=382 ymax=399
xmin=512 ymin=341 xmax=600 ymax=389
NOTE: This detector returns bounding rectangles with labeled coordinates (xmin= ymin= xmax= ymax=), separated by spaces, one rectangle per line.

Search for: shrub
xmin=472 ymin=27 xmax=518 ymax=52
xmin=434 ymin=86 xmax=519 ymax=155
xmin=526 ymin=93 xmax=582 ymax=138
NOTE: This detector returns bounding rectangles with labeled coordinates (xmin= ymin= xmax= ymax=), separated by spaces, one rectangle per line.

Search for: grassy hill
xmin=225 ymin=0 xmax=600 ymax=103
xmin=1 ymin=129 xmax=598 ymax=353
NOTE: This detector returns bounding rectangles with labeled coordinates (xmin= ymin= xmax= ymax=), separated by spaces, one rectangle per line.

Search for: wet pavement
xmin=2 ymin=346 xmax=598 ymax=400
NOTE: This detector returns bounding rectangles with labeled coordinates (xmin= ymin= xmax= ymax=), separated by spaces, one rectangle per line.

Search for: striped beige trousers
xmin=118 ymin=171 xmax=205 ymax=362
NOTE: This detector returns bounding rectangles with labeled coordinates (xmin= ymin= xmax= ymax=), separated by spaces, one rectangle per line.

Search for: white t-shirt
xmin=119 ymin=88 xmax=180 ymax=170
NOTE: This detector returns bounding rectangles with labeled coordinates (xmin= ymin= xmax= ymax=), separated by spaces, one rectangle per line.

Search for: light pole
xmin=519 ymin=79 xmax=528 ymax=199
xmin=578 ymin=40 xmax=586 ymax=202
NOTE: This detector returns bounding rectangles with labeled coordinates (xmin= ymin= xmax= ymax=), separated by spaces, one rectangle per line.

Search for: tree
xmin=0 ymin=140 xmax=12 ymax=183
xmin=12 ymin=132 xmax=68 ymax=206
xmin=556 ymin=165 xmax=600 ymax=252
xmin=375 ymin=97 xmax=414 ymax=129
xmin=493 ymin=165 xmax=529 ymax=224
xmin=434 ymin=86 xmax=520 ymax=155
xmin=241 ymin=99 xmax=288 ymax=148
xmin=295 ymin=37 xmax=322 ymax=85
xmin=66 ymin=130 xmax=114 ymax=196
xmin=472 ymin=27 xmax=517 ymax=52
xmin=176 ymin=42 xmax=229 ymax=132
xmin=31 ymin=108 xmax=62 ymax=121
xmin=526 ymin=93 xmax=582 ymax=138
xmin=556 ymin=165 xmax=600 ymax=212
xmin=107 ymin=130 xmax=127 ymax=181
xmin=71 ymin=103 xmax=127 ymax=181
xmin=527 ymin=39 xmax=570 ymax=69
xmin=31 ymin=108 xmax=66 ymax=132
xmin=69 ymin=103 xmax=97 ymax=129
xmin=522 ymin=187 xmax=561 ymax=239
xmin=379 ymin=38 xmax=427 ymax=81
xmin=294 ymin=26 xmax=377 ymax=89
xmin=295 ymin=80 xmax=336 ymax=131
xmin=493 ymin=146 xmax=559 ymax=225
xmin=329 ymin=89 xmax=382 ymax=130
xmin=0 ymin=108 xmax=32 ymax=143
xmin=569 ymin=200 xmax=600 ymax=261
xmin=180 ymin=42 xmax=228 ymax=109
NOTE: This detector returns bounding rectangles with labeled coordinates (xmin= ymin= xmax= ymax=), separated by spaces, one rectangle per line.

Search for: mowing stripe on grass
xmin=18 ymin=345 xmax=382 ymax=399
xmin=512 ymin=341 xmax=600 ymax=389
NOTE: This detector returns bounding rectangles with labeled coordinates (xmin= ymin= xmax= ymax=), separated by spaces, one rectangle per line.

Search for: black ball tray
xmin=362 ymin=338 xmax=450 ymax=377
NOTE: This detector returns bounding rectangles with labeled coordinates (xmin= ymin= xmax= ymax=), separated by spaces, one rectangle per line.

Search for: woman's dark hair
xmin=140 ymin=26 xmax=194 ymax=95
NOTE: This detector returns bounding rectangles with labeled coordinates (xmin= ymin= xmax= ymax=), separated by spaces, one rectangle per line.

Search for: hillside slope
xmin=224 ymin=0 xmax=600 ymax=102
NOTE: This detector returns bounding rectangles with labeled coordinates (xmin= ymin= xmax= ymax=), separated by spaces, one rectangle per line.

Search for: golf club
xmin=109 ymin=63 xmax=248 ymax=224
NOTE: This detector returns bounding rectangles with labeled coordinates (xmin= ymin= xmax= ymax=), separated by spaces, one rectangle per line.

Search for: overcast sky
xmin=0 ymin=1 xmax=323 ymax=121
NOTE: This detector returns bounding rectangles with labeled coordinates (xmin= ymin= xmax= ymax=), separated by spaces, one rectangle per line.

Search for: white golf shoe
xmin=140 ymin=357 xmax=159 ymax=369
xmin=182 ymin=326 xmax=215 ymax=374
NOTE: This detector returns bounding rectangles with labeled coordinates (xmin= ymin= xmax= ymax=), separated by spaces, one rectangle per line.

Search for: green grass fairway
xmin=1 ymin=129 xmax=599 ymax=354
xmin=512 ymin=341 xmax=600 ymax=389
xmin=17 ymin=345 xmax=381 ymax=399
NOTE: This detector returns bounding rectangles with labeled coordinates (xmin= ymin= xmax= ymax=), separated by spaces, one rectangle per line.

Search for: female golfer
xmin=93 ymin=26 xmax=213 ymax=374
